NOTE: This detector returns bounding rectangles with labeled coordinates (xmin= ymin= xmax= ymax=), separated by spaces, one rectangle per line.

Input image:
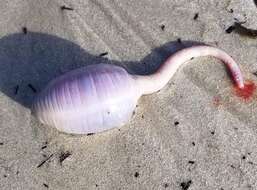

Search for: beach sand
xmin=1 ymin=0 xmax=257 ymax=189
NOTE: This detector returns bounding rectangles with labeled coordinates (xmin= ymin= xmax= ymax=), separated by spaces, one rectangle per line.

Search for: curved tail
xmin=134 ymin=45 xmax=244 ymax=95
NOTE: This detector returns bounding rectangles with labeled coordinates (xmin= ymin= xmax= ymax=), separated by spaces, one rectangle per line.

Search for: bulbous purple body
xmin=32 ymin=64 xmax=140 ymax=134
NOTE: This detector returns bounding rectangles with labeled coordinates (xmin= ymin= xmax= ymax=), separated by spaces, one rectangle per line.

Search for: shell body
xmin=32 ymin=64 xmax=140 ymax=134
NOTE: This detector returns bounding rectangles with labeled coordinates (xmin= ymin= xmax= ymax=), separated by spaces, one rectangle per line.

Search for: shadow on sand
xmin=0 ymin=32 xmax=202 ymax=108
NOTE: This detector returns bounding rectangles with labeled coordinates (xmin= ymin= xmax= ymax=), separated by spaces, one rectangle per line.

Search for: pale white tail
xmin=134 ymin=45 xmax=244 ymax=95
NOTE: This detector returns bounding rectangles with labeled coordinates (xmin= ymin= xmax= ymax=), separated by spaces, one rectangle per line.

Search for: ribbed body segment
xmin=32 ymin=64 xmax=139 ymax=134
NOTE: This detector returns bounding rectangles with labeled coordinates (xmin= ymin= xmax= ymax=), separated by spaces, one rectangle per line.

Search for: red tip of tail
xmin=234 ymin=80 xmax=256 ymax=100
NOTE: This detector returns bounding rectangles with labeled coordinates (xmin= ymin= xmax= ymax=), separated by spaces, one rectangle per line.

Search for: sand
xmin=1 ymin=0 xmax=257 ymax=189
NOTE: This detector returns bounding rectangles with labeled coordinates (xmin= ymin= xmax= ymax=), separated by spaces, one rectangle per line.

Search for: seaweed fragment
xmin=180 ymin=180 xmax=192 ymax=190
xmin=193 ymin=13 xmax=199 ymax=20
xmin=163 ymin=183 xmax=169 ymax=188
xmin=22 ymin=27 xmax=27 ymax=34
xmin=225 ymin=25 xmax=236 ymax=33
xmin=43 ymin=183 xmax=49 ymax=188
xmin=99 ymin=52 xmax=108 ymax=57
xmin=41 ymin=145 xmax=47 ymax=150
xmin=160 ymin=24 xmax=165 ymax=31
xmin=188 ymin=160 xmax=195 ymax=164
xmin=28 ymin=84 xmax=37 ymax=93
xmin=59 ymin=151 xmax=71 ymax=165
xmin=37 ymin=154 xmax=53 ymax=168
xmin=41 ymin=141 xmax=48 ymax=150
xmin=14 ymin=85 xmax=19 ymax=95
xmin=226 ymin=22 xmax=257 ymax=38
xmin=134 ymin=172 xmax=139 ymax=178
xmin=60 ymin=5 xmax=74 ymax=11
xmin=228 ymin=9 xmax=234 ymax=13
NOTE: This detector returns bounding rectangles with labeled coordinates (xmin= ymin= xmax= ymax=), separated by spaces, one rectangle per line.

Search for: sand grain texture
xmin=1 ymin=0 xmax=257 ymax=189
